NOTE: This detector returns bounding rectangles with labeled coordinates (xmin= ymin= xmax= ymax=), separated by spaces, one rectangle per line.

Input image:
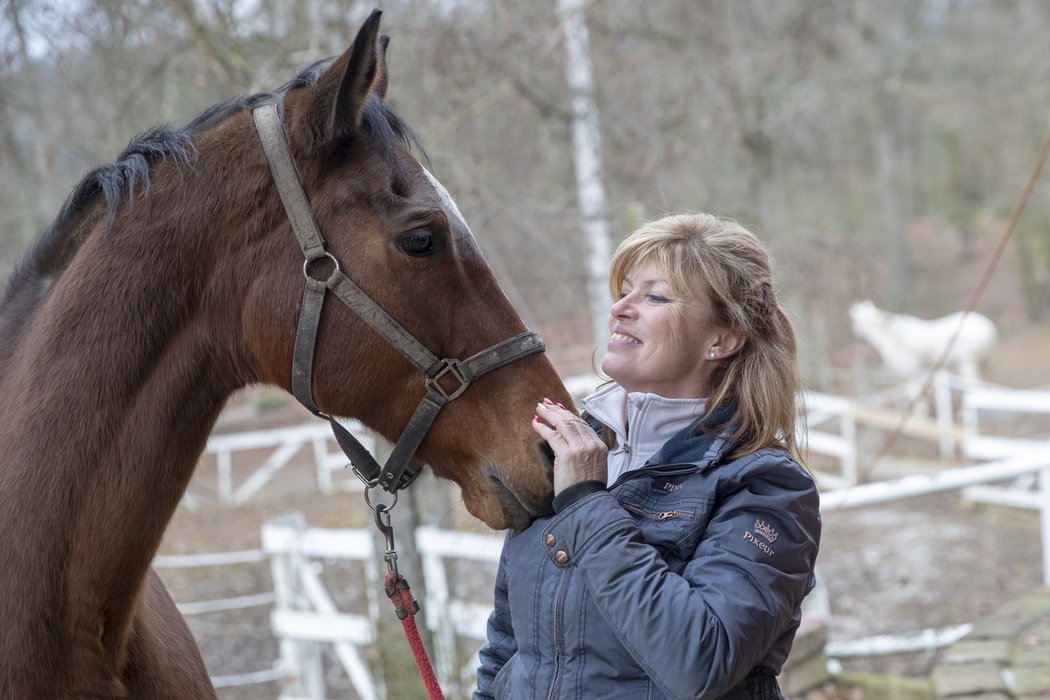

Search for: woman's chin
xmin=599 ymin=356 xmax=630 ymax=386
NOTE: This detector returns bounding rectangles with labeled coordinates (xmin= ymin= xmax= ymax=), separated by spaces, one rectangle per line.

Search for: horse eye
xmin=399 ymin=230 xmax=435 ymax=257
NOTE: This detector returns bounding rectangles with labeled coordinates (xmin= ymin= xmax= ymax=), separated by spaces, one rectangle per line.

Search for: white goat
xmin=849 ymin=300 xmax=998 ymax=380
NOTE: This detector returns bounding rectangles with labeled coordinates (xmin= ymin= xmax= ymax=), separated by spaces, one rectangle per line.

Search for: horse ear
xmin=312 ymin=9 xmax=384 ymax=143
xmin=375 ymin=35 xmax=390 ymax=101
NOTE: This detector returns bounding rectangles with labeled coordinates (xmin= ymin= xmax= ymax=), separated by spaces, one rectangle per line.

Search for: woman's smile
xmin=609 ymin=328 xmax=641 ymax=344
xmin=601 ymin=258 xmax=730 ymax=398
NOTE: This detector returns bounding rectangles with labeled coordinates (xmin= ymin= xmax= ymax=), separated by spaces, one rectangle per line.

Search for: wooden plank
xmin=852 ymin=405 xmax=967 ymax=441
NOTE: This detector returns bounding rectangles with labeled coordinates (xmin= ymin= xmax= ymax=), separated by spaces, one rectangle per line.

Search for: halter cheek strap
xmin=251 ymin=98 xmax=545 ymax=494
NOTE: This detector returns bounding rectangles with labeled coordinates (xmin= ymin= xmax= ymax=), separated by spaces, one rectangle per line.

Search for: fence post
xmin=934 ymin=371 xmax=955 ymax=459
xmin=1040 ymin=464 xmax=1050 ymax=588
xmin=264 ymin=512 xmax=325 ymax=699
xmin=312 ymin=435 xmax=333 ymax=494
xmin=841 ymin=404 xmax=858 ymax=486
xmin=217 ymin=449 xmax=233 ymax=505
xmin=416 ymin=527 xmax=459 ymax=694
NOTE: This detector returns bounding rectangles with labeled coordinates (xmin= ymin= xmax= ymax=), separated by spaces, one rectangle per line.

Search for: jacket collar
xmin=647 ymin=400 xmax=737 ymax=471
xmin=583 ymin=387 xmax=739 ymax=475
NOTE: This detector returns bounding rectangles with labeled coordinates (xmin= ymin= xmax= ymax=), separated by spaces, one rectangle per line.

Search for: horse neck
xmin=0 ymin=148 xmax=254 ymax=660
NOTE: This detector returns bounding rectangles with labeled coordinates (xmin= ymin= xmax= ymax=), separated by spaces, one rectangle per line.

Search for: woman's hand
xmin=532 ymin=399 xmax=608 ymax=495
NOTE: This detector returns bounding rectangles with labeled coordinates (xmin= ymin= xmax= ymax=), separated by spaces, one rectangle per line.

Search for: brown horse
xmin=0 ymin=11 xmax=567 ymax=699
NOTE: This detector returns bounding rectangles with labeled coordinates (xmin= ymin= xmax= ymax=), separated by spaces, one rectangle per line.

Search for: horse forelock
xmin=359 ymin=98 xmax=425 ymax=162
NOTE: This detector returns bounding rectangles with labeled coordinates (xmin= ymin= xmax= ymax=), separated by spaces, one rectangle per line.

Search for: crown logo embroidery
xmin=754 ymin=520 xmax=778 ymax=543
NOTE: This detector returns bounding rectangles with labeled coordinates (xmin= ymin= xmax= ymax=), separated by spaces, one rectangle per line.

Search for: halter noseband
xmin=251 ymin=98 xmax=545 ymax=495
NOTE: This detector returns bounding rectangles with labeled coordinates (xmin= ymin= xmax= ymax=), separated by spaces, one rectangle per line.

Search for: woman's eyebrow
xmin=623 ymin=275 xmax=670 ymax=287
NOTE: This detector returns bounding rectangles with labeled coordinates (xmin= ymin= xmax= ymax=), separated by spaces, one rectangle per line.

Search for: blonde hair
xmin=608 ymin=212 xmax=800 ymax=458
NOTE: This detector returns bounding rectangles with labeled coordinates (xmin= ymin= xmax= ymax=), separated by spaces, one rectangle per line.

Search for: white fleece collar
xmin=581 ymin=384 xmax=706 ymax=485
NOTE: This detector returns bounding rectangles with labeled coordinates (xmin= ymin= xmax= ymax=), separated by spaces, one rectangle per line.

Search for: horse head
xmin=848 ymin=299 xmax=880 ymax=336
xmin=224 ymin=11 xmax=566 ymax=530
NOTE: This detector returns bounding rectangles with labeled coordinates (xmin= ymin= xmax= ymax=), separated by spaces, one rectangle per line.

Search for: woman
xmin=474 ymin=213 xmax=821 ymax=700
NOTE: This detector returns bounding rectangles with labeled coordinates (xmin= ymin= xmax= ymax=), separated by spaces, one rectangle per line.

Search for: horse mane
xmin=0 ymin=57 xmax=422 ymax=359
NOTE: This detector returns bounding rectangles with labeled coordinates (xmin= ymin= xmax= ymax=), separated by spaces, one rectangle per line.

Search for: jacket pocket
xmin=618 ymin=484 xmax=712 ymax=563
xmin=621 ymin=502 xmax=694 ymax=522
xmin=492 ymin=652 xmax=519 ymax=698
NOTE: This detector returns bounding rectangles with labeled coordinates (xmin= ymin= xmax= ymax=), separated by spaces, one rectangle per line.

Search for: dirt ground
xmin=819 ymin=491 xmax=1043 ymax=675
xmin=157 ymin=325 xmax=1050 ymax=698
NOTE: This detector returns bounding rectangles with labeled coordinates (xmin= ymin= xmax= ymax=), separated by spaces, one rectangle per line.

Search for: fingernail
xmin=542 ymin=398 xmax=554 ymax=406
xmin=556 ymin=402 xmax=566 ymax=409
xmin=533 ymin=415 xmax=542 ymax=423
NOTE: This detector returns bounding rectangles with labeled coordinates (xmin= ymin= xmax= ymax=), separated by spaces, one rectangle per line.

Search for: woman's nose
xmin=611 ymin=294 xmax=635 ymax=318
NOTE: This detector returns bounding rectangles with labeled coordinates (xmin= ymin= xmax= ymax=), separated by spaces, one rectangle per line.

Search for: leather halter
xmin=251 ymin=98 xmax=546 ymax=494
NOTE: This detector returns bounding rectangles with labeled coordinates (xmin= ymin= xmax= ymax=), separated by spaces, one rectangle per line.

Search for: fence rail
xmin=152 ymin=549 xmax=282 ymax=689
xmin=188 ymin=374 xmax=1049 ymax=507
xmin=803 ymin=373 xmax=1050 ymax=488
xmin=821 ymin=452 xmax=1050 ymax=586
xmin=185 ymin=421 xmax=371 ymax=508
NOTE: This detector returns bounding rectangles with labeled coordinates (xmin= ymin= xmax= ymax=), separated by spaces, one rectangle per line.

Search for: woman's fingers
xmin=533 ymin=399 xmax=608 ymax=494
xmin=531 ymin=413 xmax=560 ymax=441
xmin=536 ymin=402 xmax=600 ymax=445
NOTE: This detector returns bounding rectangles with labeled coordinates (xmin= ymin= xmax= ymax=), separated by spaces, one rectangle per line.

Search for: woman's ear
xmin=707 ymin=330 xmax=747 ymax=360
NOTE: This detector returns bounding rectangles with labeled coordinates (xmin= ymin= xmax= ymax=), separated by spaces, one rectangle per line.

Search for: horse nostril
xmin=535 ymin=440 xmax=555 ymax=483
xmin=484 ymin=468 xmax=535 ymax=527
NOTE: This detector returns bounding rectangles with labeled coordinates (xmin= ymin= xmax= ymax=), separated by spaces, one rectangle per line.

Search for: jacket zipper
xmin=622 ymin=502 xmax=693 ymax=521
xmin=608 ymin=463 xmax=701 ymax=490
xmin=546 ymin=567 xmax=571 ymax=700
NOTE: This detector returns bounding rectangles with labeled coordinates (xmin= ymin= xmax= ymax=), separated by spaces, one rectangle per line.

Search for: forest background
xmin=2 ymin=0 xmax=1049 ymax=389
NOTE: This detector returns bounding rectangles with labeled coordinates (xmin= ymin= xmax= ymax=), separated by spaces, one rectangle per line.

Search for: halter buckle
xmin=303 ymin=251 xmax=340 ymax=284
xmin=426 ymin=359 xmax=469 ymax=401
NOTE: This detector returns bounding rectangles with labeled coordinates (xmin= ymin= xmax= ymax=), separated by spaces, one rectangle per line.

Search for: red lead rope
xmin=384 ymin=571 xmax=446 ymax=700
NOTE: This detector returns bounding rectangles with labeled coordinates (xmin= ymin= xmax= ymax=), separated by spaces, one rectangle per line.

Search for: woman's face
xmin=600 ymin=258 xmax=740 ymax=399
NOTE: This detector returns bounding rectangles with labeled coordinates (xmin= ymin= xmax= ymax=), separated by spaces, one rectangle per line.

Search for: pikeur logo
xmin=742 ymin=519 xmax=778 ymax=557
xmin=754 ymin=520 xmax=778 ymax=543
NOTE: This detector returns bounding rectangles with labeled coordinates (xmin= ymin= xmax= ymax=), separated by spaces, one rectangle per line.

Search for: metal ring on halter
xmin=302 ymin=251 xmax=340 ymax=283
xmin=363 ymin=482 xmax=398 ymax=513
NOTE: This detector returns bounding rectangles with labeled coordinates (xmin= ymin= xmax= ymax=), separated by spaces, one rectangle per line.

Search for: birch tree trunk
xmin=558 ymin=0 xmax=612 ymax=354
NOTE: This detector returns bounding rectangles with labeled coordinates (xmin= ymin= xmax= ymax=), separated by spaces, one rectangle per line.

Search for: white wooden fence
xmin=821 ymin=451 xmax=1050 ymax=587
xmin=260 ymin=514 xmax=504 ymax=700
xmin=805 ymin=376 xmax=1050 ymax=593
xmin=157 ymin=516 xmax=503 ymax=699
xmin=183 ymin=421 xmax=371 ymax=508
xmin=185 ymin=373 xmax=1050 ymax=508
xmin=152 ymin=548 xmax=284 ymax=689
xmin=262 ymin=512 xmax=383 ymax=700
xmin=189 ymin=374 xmax=1049 ymax=508
xmin=415 ymin=525 xmax=504 ymax=696
xmin=803 ymin=373 xmax=1050 ymax=488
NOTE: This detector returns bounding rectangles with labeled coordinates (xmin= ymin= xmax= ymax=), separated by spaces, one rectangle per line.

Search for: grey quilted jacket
xmin=473 ymin=407 xmax=821 ymax=700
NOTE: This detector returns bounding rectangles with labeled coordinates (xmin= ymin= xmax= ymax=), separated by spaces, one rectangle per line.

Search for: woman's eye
xmin=646 ymin=293 xmax=670 ymax=303
xmin=399 ymin=230 xmax=435 ymax=257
